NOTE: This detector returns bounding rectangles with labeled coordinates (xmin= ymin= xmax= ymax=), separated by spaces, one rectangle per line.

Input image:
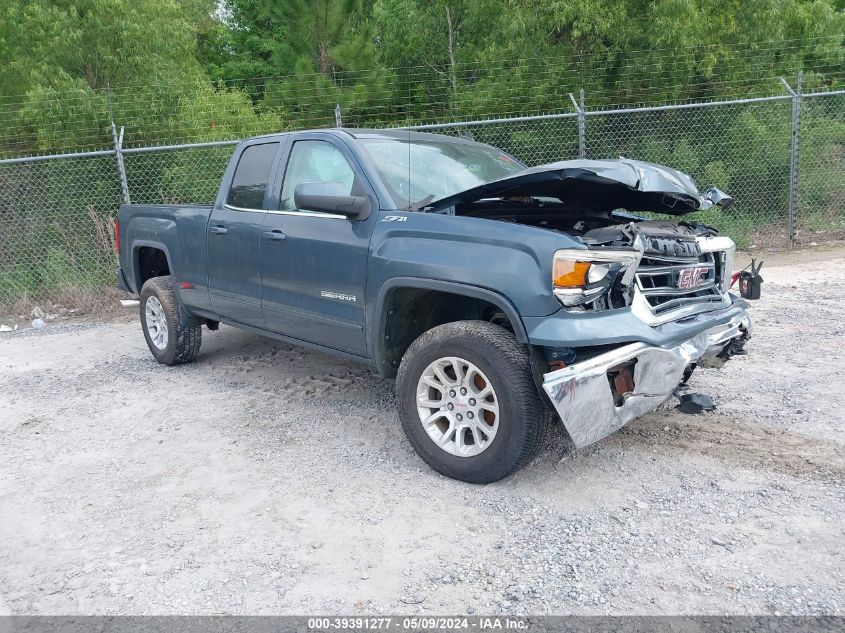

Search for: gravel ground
xmin=1 ymin=248 xmax=843 ymax=616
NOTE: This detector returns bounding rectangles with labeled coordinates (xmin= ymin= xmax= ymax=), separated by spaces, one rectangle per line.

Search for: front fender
xmin=369 ymin=276 xmax=529 ymax=377
xmin=365 ymin=211 xmax=580 ymax=376
xmin=367 ymin=212 xmax=573 ymax=315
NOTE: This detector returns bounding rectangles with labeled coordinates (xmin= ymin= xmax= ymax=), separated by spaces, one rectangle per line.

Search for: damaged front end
xmin=553 ymin=224 xmax=737 ymax=324
xmin=433 ymin=157 xmax=756 ymax=448
xmin=542 ymin=311 xmax=752 ymax=448
xmin=537 ymin=214 xmax=752 ymax=448
xmin=538 ymin=221 xmax=752 ymax=448
xmin=427 ymin=155 xmax=756 ymax=448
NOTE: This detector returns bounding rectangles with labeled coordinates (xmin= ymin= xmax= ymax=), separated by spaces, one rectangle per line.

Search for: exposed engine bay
xmin=453 ymin=197 xmax=718 ymax=246
xmin=454 ymin=197 xmax=734 ymax=315
xmin=433 ymin=158 xmax=738 ymax=317
xmin=435 ymin=156 xmax=731 ymax=252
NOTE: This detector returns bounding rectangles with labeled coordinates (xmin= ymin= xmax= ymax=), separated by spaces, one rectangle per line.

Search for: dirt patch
xmin=0 ymin=286 xmax=133 ymax=331
xmin=625 ymin=417 xmax=845 ymax=482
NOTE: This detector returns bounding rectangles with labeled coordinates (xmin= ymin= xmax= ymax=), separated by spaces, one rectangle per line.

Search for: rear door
xmin=207 ymin=140 xmax=282 ymax=326
xmin=259 ymin=134 xmax=376 ymax=356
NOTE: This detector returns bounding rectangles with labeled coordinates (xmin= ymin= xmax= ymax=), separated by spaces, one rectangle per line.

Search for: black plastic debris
xmin=675 ymin=393 xmax=716 ymax=414
xmin=738 ymin=259 xmax=764 ymax=300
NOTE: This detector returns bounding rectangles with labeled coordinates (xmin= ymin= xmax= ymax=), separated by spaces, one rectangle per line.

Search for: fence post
xmin=107 ymin=85 xmax=131 ymax=205
xmin=111 ymin=122 xmax=130 ymax=205
xmin=781 ymin=73 xmax=802 ymax=247
xmin=569 ymin=91 xmax=586 ymax=158
xmin=579 ymin=88 xmax=586 ymax=158
xmin=335 ymin=103 xmax=343 ymax=128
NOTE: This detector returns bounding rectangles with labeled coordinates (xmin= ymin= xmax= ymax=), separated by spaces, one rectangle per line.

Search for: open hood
xmin=426 ymin=158 xmax=732 ymax=216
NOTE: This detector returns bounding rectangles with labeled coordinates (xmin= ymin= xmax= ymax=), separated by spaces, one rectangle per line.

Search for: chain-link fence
xmin=400 ymin=88 xmax=845 ymax=248
xmin=0 ymin=152 xmax=124 ymax=303
xmin=797 ymin=92 xmax=845 ymax=245
xmin=583 ymin=98 xmax=795 ymax=247
xmin=1 ymin=87 xmax=844 ymax=306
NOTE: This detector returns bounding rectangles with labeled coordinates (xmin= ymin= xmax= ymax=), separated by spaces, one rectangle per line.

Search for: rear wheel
xmin=139 ymin=275 xmax=201 ymax=365
xmin=397 ymin=321 xmax=547 ymax=484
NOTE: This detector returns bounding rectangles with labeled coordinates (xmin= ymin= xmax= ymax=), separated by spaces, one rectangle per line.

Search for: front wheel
xmin=396 ymin=321 xmax=547 ymax=484
xmin=139 ymin=275 xmax=202 ymax=365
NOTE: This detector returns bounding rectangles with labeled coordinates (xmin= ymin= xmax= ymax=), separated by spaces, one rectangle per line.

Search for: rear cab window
xmin=226 ymin=142 xmax=279 ymax=209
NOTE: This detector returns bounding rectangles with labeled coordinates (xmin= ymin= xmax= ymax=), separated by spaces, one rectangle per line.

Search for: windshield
xmin=359 ymin=138 xmax=524 ymax=210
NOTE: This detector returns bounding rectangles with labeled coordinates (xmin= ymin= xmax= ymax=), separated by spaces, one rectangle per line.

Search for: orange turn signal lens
xmin=553 ymin=259 xmax=591 ymax=288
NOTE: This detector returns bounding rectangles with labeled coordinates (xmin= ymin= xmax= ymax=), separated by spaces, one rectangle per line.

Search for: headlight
xmin=553 ymin=249 xmax=639 ymax=307
xmin=696 ymin=236 xmax=735 ymax=293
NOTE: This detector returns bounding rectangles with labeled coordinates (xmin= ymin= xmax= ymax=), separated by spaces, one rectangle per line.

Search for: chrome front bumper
xmin=542 ymin=312 xmax=752 ymax=448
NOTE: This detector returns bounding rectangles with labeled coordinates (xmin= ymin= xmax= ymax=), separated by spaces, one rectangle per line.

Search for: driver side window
xmin=279 ymin=140 xmax=356 ymax=212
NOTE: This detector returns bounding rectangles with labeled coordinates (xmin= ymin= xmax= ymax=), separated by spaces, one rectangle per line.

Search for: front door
xmin=207 ymin=141 xmax=280 ymax=327
xmin=260 ymin=137 xmax=374 ymax=356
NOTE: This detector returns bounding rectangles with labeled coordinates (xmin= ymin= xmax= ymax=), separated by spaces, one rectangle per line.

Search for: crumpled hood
xmin=427 ymin=158 xmax=728 ymax=215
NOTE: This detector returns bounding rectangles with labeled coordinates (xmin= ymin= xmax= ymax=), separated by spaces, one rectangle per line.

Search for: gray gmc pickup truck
xmin=117 ymin=128 xmax=753 ymax=483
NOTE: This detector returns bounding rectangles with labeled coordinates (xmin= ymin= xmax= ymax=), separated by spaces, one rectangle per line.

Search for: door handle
xmin=263 ymin=230 xmax=287 ymax=241
xmin=209 ymin=225 xmax=228 ymax=235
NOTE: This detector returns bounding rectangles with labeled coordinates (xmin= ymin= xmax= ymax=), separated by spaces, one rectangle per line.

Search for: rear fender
xmin=131 ymin=240 xmax=175 ymax=295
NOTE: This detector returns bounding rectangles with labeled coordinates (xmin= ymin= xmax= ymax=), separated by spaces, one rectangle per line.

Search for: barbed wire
xmin=1 ymin=33 xmax=840 ymax=103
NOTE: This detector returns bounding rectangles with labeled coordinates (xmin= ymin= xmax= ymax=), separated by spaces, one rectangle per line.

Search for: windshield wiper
xmin=407 ymin=194 xmax=435 ymax=211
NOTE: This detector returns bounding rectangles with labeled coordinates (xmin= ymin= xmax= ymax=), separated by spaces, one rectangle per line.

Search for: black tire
xmin=139 ymin=275 xmax=202 ymax=366
xmin=396 ymin=320 xmax=547 ymax=484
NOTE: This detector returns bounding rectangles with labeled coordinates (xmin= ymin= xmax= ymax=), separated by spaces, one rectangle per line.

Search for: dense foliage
xmin=1 ymin=0 xmax=843 ymax=152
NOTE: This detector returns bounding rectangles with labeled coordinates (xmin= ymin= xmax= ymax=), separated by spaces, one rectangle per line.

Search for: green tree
xmin=201 ymin=0 xmax=392 ymax=127
xmin=370 ymin=0 xmax=845 ymax=115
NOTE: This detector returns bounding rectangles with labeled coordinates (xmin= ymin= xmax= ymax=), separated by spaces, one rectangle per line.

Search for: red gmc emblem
xmin=677 ymin=267 xmax=709 ymax=289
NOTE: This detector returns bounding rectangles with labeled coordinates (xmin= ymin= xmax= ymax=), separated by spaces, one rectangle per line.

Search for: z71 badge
xmin=382 ymin=215 xmax=407 ymax=222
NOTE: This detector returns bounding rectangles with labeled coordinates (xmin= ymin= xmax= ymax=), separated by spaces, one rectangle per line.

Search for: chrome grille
xmin=635 ymin=252 xmax=725 ymax=316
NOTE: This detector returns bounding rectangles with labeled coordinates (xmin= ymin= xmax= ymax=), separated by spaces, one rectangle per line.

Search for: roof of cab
xmin=244 ymin=127 xmax=489 ymax=145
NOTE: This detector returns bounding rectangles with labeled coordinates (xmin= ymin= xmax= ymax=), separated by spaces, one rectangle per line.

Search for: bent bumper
xmin=542 ymin=312 xmax=752 ymax=448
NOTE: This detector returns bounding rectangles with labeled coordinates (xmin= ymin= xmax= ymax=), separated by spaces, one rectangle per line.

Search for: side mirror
xmin=702 ymin=187 xmax=734 ymax=210
xmin=294 ymin=181 xmax=371 ymax=220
